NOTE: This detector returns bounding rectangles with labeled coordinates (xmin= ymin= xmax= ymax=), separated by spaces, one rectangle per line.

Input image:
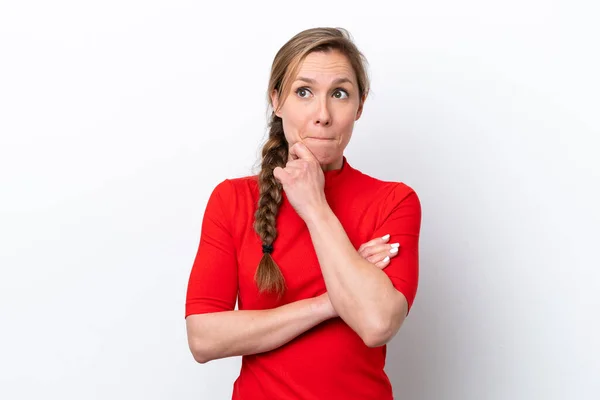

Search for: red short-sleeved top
xmin=185 ymin=156 xmax=421 ymax=399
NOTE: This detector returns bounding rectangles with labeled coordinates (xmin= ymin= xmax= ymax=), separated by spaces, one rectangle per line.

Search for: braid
xmin=253 ymin=113 xmax=288 ymax=297
xmin=251 ymin=26 xmax=370 ymax=298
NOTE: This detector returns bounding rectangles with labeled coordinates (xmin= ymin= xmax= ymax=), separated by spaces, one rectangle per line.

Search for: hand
xmin=357 ymin=234 xmax=401 ymax=269
xmin=273 ymin=142 xmax=328 ymax=222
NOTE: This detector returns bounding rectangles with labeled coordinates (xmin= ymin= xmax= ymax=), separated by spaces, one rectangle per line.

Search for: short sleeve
xmin=185 ymin=179 xmax=238 ymax=318
xmin=372 ymin=184 xmax=422 ymax=315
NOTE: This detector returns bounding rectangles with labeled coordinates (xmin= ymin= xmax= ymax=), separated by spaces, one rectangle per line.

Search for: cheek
xmin=339 ymin=130 xmax=353 ymax=148
xmin=338 ymin=114 xmax=356 ymax=135
xmin=335 ymin=117 xmax=356 ymax=147
xmin=282 ymin=110 xmax=309 ymax=137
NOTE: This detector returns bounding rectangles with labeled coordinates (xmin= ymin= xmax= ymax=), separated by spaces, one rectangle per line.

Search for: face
xmin=271 ymin=50 xmax=364 ymax=171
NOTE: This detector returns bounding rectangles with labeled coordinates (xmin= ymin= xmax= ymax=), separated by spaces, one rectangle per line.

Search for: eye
xmin=333 ymin=89 xmax=349 ymax=99
xmin=295 ymin=87 xmax=312 ymax=98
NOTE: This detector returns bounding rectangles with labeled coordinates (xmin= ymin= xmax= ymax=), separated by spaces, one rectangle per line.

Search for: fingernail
xmin=390 ymin=247 xmax=399 ymax=254
xmin=381 ymin=234 xmax=390 ymax=241
xmin=383 ymin=256 xmax=390 ymax=263
xmin=390 ymin=243 xmax=400 ymax=248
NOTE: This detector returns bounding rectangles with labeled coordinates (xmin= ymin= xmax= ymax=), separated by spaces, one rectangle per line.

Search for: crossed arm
xmin=304 ymin=206 xmax=409 ymax=348
xmin=185 ymin=182 xmax=420 ymax=363
xmin=185 ymin=231 xmax=400 ymax=364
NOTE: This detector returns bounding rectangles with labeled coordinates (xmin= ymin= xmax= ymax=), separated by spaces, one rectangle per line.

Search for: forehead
xmin=294 ymin=50 xmax=356 ymax=83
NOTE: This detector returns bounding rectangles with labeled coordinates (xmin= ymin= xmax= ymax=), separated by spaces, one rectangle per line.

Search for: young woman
xmin=185 ymin=27 xmax=422 ymax=399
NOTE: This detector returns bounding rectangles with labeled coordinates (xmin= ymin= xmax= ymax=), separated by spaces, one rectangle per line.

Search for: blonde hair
xmin=253 ymin=27 xmax=370 ymax=297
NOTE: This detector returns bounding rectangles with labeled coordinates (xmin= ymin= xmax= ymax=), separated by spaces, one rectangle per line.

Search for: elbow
xmin=186 ymin=314 xmax=218 ymax=364
xmin=362 ymin=323 xmax=396 ymax=348
xmin=361 ymin=304 xmax=407 ymax=348
xmin=192 ymin=352 xmax=211 ymax=364
xmin=189 ymin=339 xmax=213 ymax=364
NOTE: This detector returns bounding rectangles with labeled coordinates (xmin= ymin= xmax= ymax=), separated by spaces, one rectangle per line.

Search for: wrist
xmin=304 ymin=204 xmax=333 ymax=230
xmin=310 ymin=293 xmax=337 ymax=319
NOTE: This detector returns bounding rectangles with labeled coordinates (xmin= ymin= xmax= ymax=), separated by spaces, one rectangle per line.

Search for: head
xmin=253 ymin=27 xmax=370 ymax=297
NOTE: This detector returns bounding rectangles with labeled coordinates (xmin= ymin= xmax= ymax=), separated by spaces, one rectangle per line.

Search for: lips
xmin=306 ymin=137 xmax=335 ymax=141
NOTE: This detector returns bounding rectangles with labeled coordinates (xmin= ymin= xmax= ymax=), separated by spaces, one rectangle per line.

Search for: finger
xmin=289 ymin=141 xmax=317 ymax=162
xmin=374 ymin=255 xmax=391 ymax=269
xmin=278 ymin=164 xmax=303 ymax=182
xmin=283 ymin=161 xmax=303 ymax=172
xmin=366 ymin=247 xmax=391 ymax=262
xmin=358 ymin=234 xmax=390 ymax=253
xmin=273 ymin=166 xmax=290 ymax=184
xmin=366 ymin=244 xmax=400 ymax=263
xmin=358 ymin=244 xmax=378 ymax=258
xmin=360 ymin=242 xmax=400 ymax=259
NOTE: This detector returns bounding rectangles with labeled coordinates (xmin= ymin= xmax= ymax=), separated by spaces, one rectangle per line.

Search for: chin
xmin=314 ymin=152 xmax=342 ymax=168
xmin=305 ymin=146 xmax=332 ymax=160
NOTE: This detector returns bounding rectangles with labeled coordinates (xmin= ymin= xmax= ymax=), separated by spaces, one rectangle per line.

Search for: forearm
xmin=305 ymin=207 xmax=403 ymax=345
xmin=187 ymin=296 xmax=335 ymax=363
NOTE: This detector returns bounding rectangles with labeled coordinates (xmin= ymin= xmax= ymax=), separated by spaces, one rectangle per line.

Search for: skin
xmin=271 ymin=50 xmax=365 ymax=172
xmin=272 ymin=50 xmax=409 ymax=347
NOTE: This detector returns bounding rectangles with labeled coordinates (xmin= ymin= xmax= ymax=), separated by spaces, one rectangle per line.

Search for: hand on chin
xmin=295 ymin=140 xmax=335 ymax=165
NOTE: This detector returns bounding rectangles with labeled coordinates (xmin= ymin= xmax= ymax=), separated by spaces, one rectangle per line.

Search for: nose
xmin=314 ymin=98 xmax=331 ymax=127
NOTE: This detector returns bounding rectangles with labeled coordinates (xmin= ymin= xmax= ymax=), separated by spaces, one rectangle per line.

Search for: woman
xmin=185 ymin=27 xmax=422 ymax=399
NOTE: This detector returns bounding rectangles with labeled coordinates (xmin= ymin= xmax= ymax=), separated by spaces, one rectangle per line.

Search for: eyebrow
xmin=294 ymin=76 xmax=354 ymax=86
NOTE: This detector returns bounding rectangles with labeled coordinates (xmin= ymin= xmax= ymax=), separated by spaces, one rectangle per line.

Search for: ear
xmin=271 ymin=90 xmax=282 ymax=118
xmin=355 ymin=93 xmax=367 ymax=121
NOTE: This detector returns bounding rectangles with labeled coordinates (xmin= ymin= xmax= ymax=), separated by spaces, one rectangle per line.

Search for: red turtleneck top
xmin=185 ymin=156 xmax=422 ymax=399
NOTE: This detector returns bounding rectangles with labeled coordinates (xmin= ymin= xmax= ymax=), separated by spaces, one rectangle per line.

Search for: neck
xmin=321 ymin=156 xmax=344 ymax=172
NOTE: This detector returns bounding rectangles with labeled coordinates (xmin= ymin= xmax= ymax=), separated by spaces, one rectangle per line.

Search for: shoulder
xmin=226 ymin=174 xmax=259 ymax=186
xmin=210 ymin=174 xmax=258 ymax=196
xmin=206 ymin=175 xmax=259 ymax=217
xmin=350 ymin=169 xmax=422 ymax=235
xmin=221 ymin=174 xmax=259 ymax=199
xmin=349 ymin=165 xmax=420 ymax=205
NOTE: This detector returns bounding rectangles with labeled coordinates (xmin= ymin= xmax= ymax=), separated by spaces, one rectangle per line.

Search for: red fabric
xmin=185 ymin=156 xmax=421 ymax=399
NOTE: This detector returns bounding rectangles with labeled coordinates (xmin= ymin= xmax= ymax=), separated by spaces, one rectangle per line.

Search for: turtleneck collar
xmin=323 ymin=155 xmax=353 ymax=191
xmin=252 ymin=155 xmax=354 ymax=192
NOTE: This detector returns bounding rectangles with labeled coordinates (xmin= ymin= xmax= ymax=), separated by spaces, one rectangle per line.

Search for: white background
xmin=1 ymin=1 xmax=599 ymax=399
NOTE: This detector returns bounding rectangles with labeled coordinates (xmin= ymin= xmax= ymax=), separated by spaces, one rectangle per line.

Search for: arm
xmin=186 ymin=294 xmax=335 ymax=363
xmin=304 ymin=187 xmax=421 ymax=348
xmin=305 ymin=209 xmax=406 ymax=347
xmin=187 ymin=231 xmax=404 ymax=363
xmin=185 ymin=179 xmax=339 ymax=364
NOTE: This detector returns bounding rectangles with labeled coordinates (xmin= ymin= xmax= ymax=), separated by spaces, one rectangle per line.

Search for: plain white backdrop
xmin=1 ymin=1 xmax=599 ymax=399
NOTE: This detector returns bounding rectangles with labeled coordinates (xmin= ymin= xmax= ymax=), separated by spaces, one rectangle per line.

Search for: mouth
xmin=305 ymin=137 xmax=335 ymax=141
